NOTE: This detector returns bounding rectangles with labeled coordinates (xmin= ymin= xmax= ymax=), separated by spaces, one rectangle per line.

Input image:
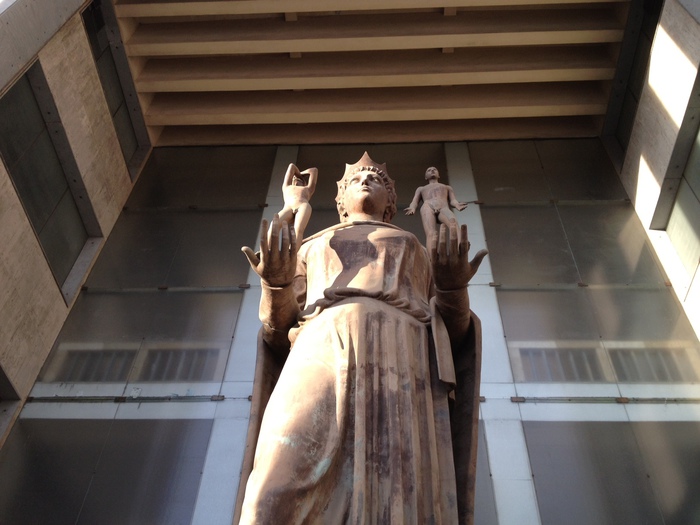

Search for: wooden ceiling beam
xmin=155 ymin=117 xmax=605 ymax=146
xmin=136 ymin=47 xmax=616 ymax=92
xmin=114 ymin=0 xmax=628 ymax=19
xmin=144 ymin=83 xmax=609 ymax=126
xmin=125 ymin=10 xmax=625 ymax=57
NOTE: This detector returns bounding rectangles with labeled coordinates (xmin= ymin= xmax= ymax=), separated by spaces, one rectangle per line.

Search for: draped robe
xmin=238 ymin=221 xmax=479 ymax=524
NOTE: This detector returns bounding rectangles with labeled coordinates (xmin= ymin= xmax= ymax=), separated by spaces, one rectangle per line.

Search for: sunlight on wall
xmin=0 ymin=0 xmax=16 ymax=15
xmin=635 ymin=155 xmax=662 ymax=226
xmin=648 ymin=26 xmax=697 ymax=130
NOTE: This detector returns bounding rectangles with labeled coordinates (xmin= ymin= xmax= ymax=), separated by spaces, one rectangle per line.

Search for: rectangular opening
xmin=0 ymin=62 xmax=102 ymax=302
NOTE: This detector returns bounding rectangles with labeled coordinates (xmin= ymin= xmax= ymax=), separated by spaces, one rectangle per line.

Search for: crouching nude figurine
xmin=405 ymin=166 xmax=468 ymax=243
xmin=238 ymin=153 xmax=487 ymax=524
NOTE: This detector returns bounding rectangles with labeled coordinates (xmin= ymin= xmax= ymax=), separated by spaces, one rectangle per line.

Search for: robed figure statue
xmin=237 ymin=153 xmax=487 ymax=524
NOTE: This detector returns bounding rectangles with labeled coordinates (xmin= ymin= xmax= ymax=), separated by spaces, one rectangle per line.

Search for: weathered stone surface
xmin=0 ymin=164 xmax=66 ymax=398
xmin=39 ymin=14 xmax=132 ymax=237
xmin=239 ymin=154 xmax=486 ymax=524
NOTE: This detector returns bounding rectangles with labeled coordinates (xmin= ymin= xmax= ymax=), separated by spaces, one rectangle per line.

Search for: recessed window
xmin=82 ymin=0 xmax=148 ymax=177
xmin=0 ymin=63 xmax=100 ymax=297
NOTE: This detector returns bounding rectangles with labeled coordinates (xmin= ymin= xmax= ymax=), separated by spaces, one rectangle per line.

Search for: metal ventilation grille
xmin=57 ymin=349 xmax=137 ymax=382
xmin=518 ymin=347 xmax=606 ymax=382
xmin=137 ymin=348 xmax=221 ymax=382
xmin=609 ymin=347 xmax=700 ymax=382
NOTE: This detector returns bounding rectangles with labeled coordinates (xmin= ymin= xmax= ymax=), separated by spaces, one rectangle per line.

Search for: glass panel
xmin=96 ymin=49 xmax=123 ymax=116
xmin=0 ymin=419 xmax=212 ymax=525
xmin=40 ymin=292 xmax=242 ymax=385
xmin=113 ymin=102 xmax=138 ymax=161
xmin=481 ymin=206 xmax=580 ymax=284
xmin=82 ymin=0 xmax=109 ymax=57
xmin=559 ymin=203 xmax=667 ymax=285
xmin=524 ymin=421 xmax=664 ymax=525
xmin=498 ymin=289 xmax=599 ymax=341
xmin=126 ymin=146 xmax=276 ymax=209
xmin=166 ymin=211 xmax=262 ymax=287
xmin=536 ymin=139 xmax=628 ymax=201
xmin=610 ymin=347 xmax=700 ymax=382
xmin=8 ymin=129 xmax=68 ymax=230
xmin=85 ymin=212 xmax=181 ymax=289
xmin=0 ymin=75 xmax=45 ymax=168
xmin=632 ymin=422 xmax=700 ymax=525
xmin=86 ymin=211 xmax=261 ymax=288
xmin=51 ymin=291 xmax=241 ymax=345
xmin=589 ymin=288 xmax=698 ymax=342
xmin=76 ymin=419 xmax=212 ymax=525
xmin=52 ymin=348 xmax=137 ymax=383
xmin=518 ymin=347 xmax=606 ymax=382
xmin=470 ymin=141 xmax=551 ymax=203
xmin=38 ymin=189 xmax=89 ymax=284
xmin=0 ymin=419 xmax=112 ymax=525
xmin=498 ymin=289 xmax=615 ymax=382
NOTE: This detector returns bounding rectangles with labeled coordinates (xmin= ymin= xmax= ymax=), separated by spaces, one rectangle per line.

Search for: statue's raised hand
xmin=242 ymin=215 xmax=297 ymax=287
xmin=430 ymin=223 xmax=488 ymax=290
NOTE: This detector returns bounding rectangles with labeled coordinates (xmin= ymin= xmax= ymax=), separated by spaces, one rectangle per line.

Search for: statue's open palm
xmin=242 ymin=215 xmax=297 ymax=287
xmin=430 ymin=223 xmax=488 ymax=290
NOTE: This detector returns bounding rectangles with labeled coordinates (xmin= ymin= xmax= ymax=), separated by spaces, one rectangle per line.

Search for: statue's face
xmin=425 ymin=167 xmax=439 ymax=180
xmin=342 ymin=170 xmax=389 ymax=220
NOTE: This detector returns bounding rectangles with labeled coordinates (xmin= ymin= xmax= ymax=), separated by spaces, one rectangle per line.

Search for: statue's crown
xmin=342 ymin=152 xmax=388 ymax=179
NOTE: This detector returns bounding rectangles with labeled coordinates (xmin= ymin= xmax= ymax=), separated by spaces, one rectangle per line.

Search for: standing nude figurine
xmin=405 ymin=166 xmax=468 ymax=242
xmin=278 ymin=163 xmax=318 ymax=241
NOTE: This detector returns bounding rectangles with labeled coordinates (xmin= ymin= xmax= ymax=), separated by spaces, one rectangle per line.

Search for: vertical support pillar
xmin=445 ymin=142 xmax=541 ymax=525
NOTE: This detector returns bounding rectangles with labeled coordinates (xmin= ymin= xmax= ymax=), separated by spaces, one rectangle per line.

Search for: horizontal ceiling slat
xmin=156 ymin=117 xmax=605 ymax=146
xmin=112 ymin=0 xmax=631 ymax=145
xmin=125 ymin=9 xmax=625 ymax=56
xmin=136 ymin=46 xmax=616 ymax=92
xmin=144 ymin=83 xmax=608 ymax=126
xmin=115 ymin=0 xmax=628 ymax=18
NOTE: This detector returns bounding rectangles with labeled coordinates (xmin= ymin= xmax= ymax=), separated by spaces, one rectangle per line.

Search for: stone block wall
xmin=0 ymin=13 xmax=136 ymax=409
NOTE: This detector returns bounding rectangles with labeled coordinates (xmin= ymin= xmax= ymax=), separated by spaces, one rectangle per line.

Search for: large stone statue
xmin=238 ymin=153 xmax=487 ymax=524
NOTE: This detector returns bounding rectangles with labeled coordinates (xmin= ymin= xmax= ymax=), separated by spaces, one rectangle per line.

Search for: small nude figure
xmin=278 ymin=163 xmax=318 ymax=241
xmin=405 ymin=166 xmax=468 ymax=242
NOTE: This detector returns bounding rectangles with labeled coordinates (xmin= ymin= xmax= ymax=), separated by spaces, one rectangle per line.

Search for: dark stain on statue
xmin=328 ymin=226 xmax=380 ymax=290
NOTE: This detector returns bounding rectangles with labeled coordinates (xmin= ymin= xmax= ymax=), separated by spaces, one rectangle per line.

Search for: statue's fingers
xmin=459 ymin=224 xmax=468 ymax=255
xmin=438 ymin=224 xmax=448 ymax=261
xmin=259 ymin=219 xmax=269 ymax=258
xmin=429 ymin=230 xmax=438 ymax=262
xmin=268 ymin=215 xmax=281 ymax=262
xmin=241 ymin=246 xmax=260 ymax=269
xmin=469 ymin=249 xmax=489 ymax=274
xmin=449 ymin=223 xmax=459 ymax=262
xmin=289 ymin=222 xmax=298 ymax=254
xmin=279 ymin=220 xmax=290 ymax=263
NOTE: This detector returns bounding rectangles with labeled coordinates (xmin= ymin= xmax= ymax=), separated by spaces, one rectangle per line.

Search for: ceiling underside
xmin=113 ymin=0 xmax=631 ymax=146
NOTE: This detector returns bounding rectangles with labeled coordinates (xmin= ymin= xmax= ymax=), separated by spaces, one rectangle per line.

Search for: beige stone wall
xmin=0 ymin=13 xmax=135 ymax=400
xmin=39 ymin=14 xmax=133 ymax=236
xmin=0 ymin=164 xmax=67 ymax=399
xmin=621 ymin=0 xmax=700 ymax=336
